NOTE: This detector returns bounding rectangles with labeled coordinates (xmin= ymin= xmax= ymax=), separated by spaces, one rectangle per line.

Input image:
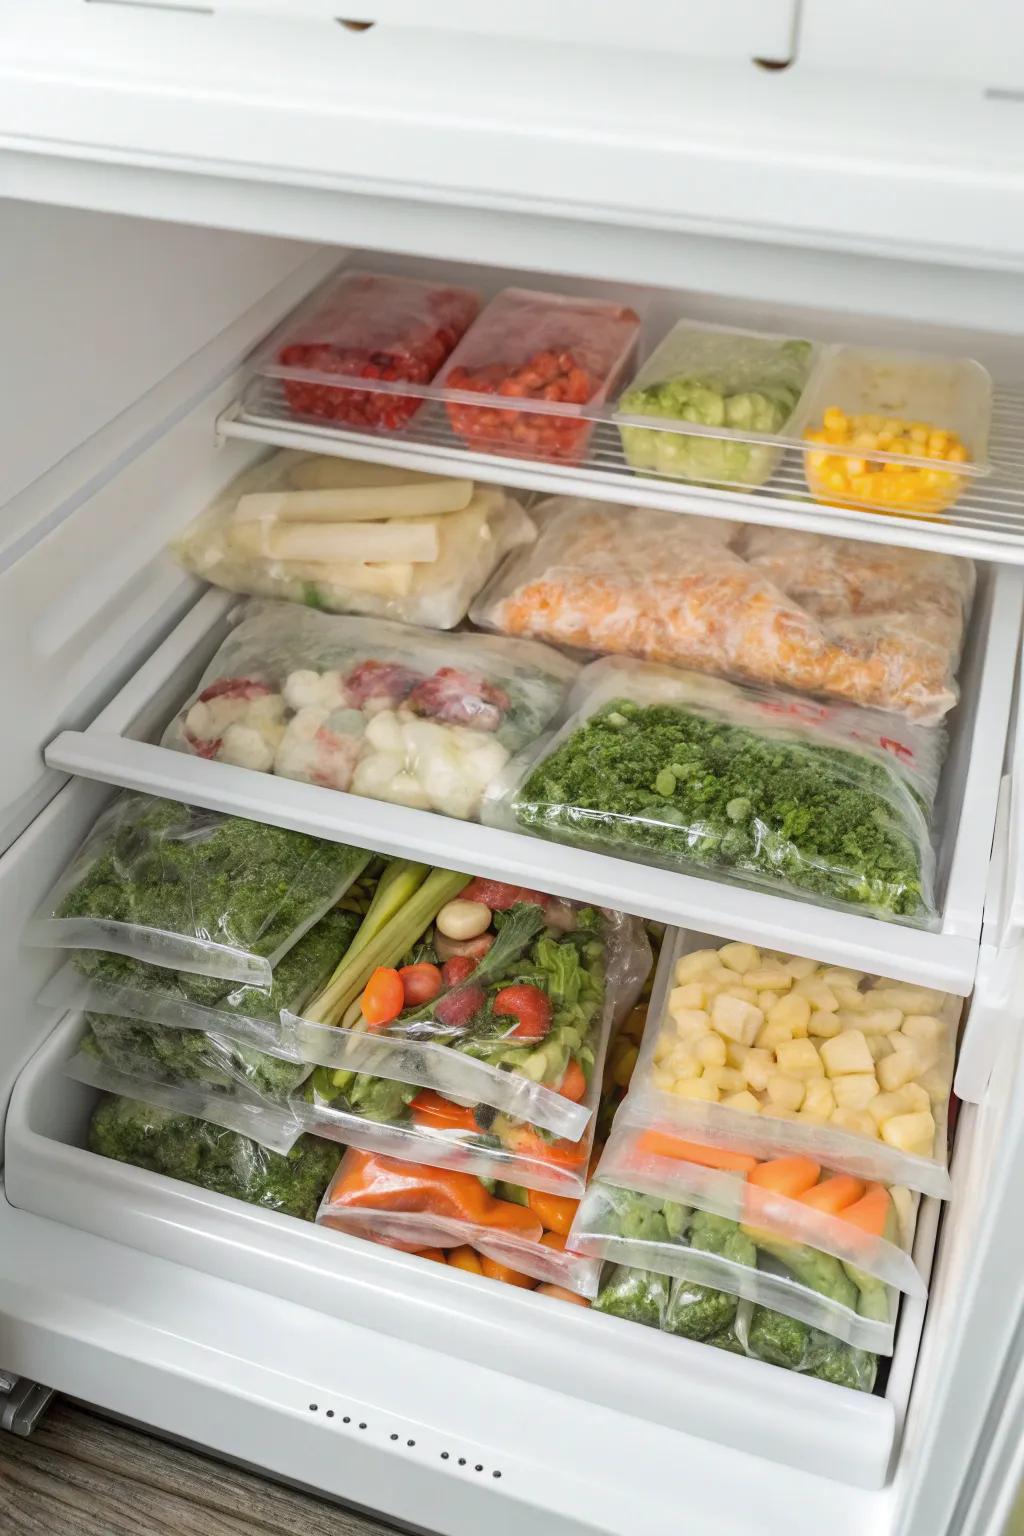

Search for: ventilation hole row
xmin=308 ymin=1404 xmax=501 ymax=1475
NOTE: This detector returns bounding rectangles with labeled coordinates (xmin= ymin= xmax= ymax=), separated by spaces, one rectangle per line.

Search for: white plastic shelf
xmin=4 ymin=1007 xmax=940 ymax=1496
xmin=221 ymin=376 xmax=1024 ymax=565
xmin=44 ymin=566 xmax=1023 ymax=995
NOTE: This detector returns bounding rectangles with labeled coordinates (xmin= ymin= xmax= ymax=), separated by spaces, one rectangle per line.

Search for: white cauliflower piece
xmin=283 ymin=670 xmax=327 ymax=711
xmin=218 ymin=723 xmax=276 ymax=773
xmin=364 ymin=709 xmax=405 ymax=755
xmin=274 ymin=707 xmax=362 ymax=791
xmin=350 ymin=750 xmax=408 ymax=800
xmin=386 ymin=771 xmax=433 ymax=811
xmin=319 ymin=669 xmax=349 ymax=708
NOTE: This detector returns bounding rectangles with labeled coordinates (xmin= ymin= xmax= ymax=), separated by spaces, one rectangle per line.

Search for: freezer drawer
xmin=45 ymin=558 xmax=1023 ymax=994
xmin=4 ymin=1008 xmax=937 ymax=1495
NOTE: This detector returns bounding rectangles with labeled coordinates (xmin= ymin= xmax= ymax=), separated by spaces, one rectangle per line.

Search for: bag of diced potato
xmin=162 ymin=600 xmax=576 ymax=823
xmin=591 ymin=1264 xmax=877 ymax=1391
xmin=27 ymin=792 xmax=371 ymax=998
xmin=625 ymin=930 xmax=958 ymax=1197
xmin=487 ymin=656 xmax=943 ymax=924
xmin=317 ymin=1148 xmax=601 ymax=1297
xmin=591 ymin=1103 xmax=925 ymax=1298
xmin=174 ymin=450 xmax=536 ymax=631
xmin=573 ymin=1178 xmax=898 ymax=1353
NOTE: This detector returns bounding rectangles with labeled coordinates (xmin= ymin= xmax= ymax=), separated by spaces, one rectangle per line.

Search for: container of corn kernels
xmin=800 ymin=346 xmax=992 ymax=517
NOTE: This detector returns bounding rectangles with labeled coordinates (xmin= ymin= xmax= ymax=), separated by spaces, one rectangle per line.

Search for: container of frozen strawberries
xmin=260 ymin=269 xmax=481 ymax=432
xmin=437 ymin=288 xmax=641 ymax=464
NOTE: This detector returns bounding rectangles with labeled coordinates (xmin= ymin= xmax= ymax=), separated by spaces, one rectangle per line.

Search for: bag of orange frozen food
xmin=472 ymin=498 xmax=973 ymax=723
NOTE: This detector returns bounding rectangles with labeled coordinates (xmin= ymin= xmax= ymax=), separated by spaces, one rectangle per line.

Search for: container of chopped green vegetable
xmin=616 ymin=321 xmax=820 ymax=487
xmin=492 ymin=657 xmax=942 ymax=925
xmin=87 ymin=1093 xmax=339 ymax=1217
xmin=27 ymin=793 xmax=371 ymax=997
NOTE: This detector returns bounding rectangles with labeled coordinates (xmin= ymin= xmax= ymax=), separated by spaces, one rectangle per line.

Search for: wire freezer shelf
xmin=221 ymin=375 xmax=1024 ymax=564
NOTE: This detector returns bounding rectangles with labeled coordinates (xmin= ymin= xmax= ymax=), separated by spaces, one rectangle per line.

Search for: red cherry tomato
xmin=435 ymin=984 xmax=486 ymax=1030
xmin=398 ymin=963 xmax=443 ymax=1007
xmin=440 ymin=955 xmax=478 ymax=988
xmin=493 ymin=984 xmax=552 ymax=1041
xmin=360 ymin=967 xmax=405 ymax=1029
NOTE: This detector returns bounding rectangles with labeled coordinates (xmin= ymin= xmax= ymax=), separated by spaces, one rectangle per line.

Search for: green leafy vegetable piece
xmin=593 ymin=1265 xmax=670 ymax=1329
xmin=664 ymin=1279 xmax=738 ymax=1342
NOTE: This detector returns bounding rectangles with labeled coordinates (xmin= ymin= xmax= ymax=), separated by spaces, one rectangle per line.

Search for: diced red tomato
xmin=493 ymin=984 xmax=552 ymax=1041
xmin=440 ymin=955 xmax=478 ymax=988
xmin=398 ymin=963 xmax=443 ymax=1007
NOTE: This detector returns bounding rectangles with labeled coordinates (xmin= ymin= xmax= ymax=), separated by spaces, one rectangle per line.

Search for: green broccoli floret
xmin=664 ymin=1279 xmax=738 ymax=1342
xmin=746 ymin=1304 xmax=812 ymax=1370
xmin=87 ymin=1094 xmax=338 ymax=1220
xmin=707 ymin=1325 xmax=745 ymax=1356
xmin=593 ymin=1265 xmax=670 ymax=1329
xmin=85 ymin=1014 xmax=310 ymax=1104
xmin=804 ymin=1331 xmax=878 ymax=1394
xmin=689 ymin=1209 xmax=757 ymax=1268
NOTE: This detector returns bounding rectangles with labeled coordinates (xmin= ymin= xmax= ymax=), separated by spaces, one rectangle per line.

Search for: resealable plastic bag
xmin=162 ymin=600 xmax=576 ymax=823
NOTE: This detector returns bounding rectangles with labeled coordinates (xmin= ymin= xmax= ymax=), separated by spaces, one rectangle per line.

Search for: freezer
xmin=2 ymin=8 xmax=1024 ymax=1536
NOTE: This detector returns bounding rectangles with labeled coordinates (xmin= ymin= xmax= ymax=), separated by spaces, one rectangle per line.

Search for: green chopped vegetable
xmin=593 ymin=1265 xmax=670 ymax=1328
xmin=88 ymin=1094 xmax=338 ymax=1220
xmin=745 ymin=1226 xmax=859 ymax=1312
xmin=513 ymin=695 xmax=932 ymax=919
xmin=664 ymin=1280 xmax=738 ymax=1342
xmin=83 ymin=1014 xmax=311 ymax=1103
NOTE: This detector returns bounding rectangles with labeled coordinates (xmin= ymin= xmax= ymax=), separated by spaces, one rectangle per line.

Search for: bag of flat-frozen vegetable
xmin=317 ymin=1148 xmax=601 ymax=1297
xmin=162 ymin=599 xmax=576 ymax=823
xmin=86 ymin=1093 xmax=338 ymax=1215
xmin=489 ymin=656 xmax=943 ymax=924
xmin=592 ymin=1264 xmax=877 ymax=1392
xmin=27 ymin=793 xmax=371 ymax=998
xmin=173 ymin=450 xmax=536 ymax=632
xmin=625 ymin=929 xmax=958 ymax=1197
xmin=285 ymin=872 xmax=650 ymax=1179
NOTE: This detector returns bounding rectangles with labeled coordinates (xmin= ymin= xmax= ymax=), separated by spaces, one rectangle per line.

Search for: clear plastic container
xmin=172 ymin=450 xmax=536 ymax=631
xmin=437 ymin=287 xmax=641 ymax=464
xmin=317 ymin=1148 xmax=601 ymax=1296
xmin=626 ymin=928 xmax=958 ymax=1197
xmin=616 ymin=320 xmax=820 ymax=487
xmin=256 ymin=269 xmax=480 ymax=431
xmin=800 ymin=346 xmax=992 ymax=517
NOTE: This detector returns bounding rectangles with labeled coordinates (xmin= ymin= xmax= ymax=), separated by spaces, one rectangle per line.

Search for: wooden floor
xmin=0 ymin=1400 xmax=403 ymax=1536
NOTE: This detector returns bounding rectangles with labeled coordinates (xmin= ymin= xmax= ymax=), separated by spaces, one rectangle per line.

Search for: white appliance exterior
xmin=1 ymin=10 xmax=1023 ymax=1535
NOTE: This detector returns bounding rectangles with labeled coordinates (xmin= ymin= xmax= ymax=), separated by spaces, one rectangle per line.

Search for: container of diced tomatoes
xmin=262 ymin=269 xmax=481 ymax=432
xmin=437 ymin=288 xmax=641 ymax=464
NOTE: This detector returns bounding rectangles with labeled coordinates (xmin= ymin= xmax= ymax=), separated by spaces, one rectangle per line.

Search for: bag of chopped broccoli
xmin=27 ymin=793 xmax=371 ymax=998
xmin=39 ymin=906 xmax=364 ymax=1057
xmin=87 ymin=1093 xmax=339 ymax=1217
xmin=72 ymin=1045 xmax=305 ymax=1155
xmin=489 ymin=656 xmax=942 ymax=925
xmin=592 ymin=1265 xmax=877 ymax=1392
xmin=316 ymin=1147 xmax=601 ymax=1297
xmin=571 ymin=1180 xmax=898 ymax=1353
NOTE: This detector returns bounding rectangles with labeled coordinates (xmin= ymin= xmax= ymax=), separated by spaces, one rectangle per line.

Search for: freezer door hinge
xmin=0 ymin=1372 xmax=55 ymax=1437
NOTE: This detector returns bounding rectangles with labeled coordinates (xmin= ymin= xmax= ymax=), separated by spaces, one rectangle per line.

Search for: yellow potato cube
xmin=867 ymin=1035 xmax=894 ymax=1061
xmin=901 ymin=1014 xmax=945 ymax=1043
xmin=831 ymin=1073 xmax=879 ymax=1111
xmin=822 ymin=968 xmax=862 ymax=991
xmin=830 ymin=1107 xmax=879 ymax=1138
xmin=869 ymin=985 xmax=946 ymax=1014
xmin=820 ymin=1030 xmax=875 ymax=1078
xmin=807 ymin=1010 xmax=841 ymax=1039
xmin=723 ymin=1090 xmax=761 ymax=1114
xmin=852 ymin=1008 xmax=903 ymax=1037
xmin=917 ymin=1064 xmax=951 ymax=1104
xmin=667 ymin=1047 xmax=701 ymax=1079
xmin=866 ymin=1089 xmax=916 ymax=1127
xmin=651 ymin=1067 xmax=676 ymax=1092
xmin=703 ymin=1066 xmax=746 ymax=1094
xmin=802 ymin=1079 xmax=836 ymax=1120
xmin=774 ymin=1038 xmax=825 ymax=1081
xmin=654 ymin=1030 xmax=675 ymax=1064
xmin=674 ymin=1008 xmax=711 ymax=1037
xmin=792 ymin=977 xmax=839 ymax=1012
xmin=675 ymin=950 xmax=721 ymax=984
xmin=889 ymin=1186 xmax=915 ymax=1248
xmin=742 ymin=1048 xmax=774 ymax=1093
xmin=670 ymin=983 xmax=707 ymax=1013
xmin=745 ymin=967 xmax=793 ymax=991
xmin=767 ymin=994 xmax=812 ymax=1033
xmin=695 ymin=1034 xmax=728 ymax=1068
xmin=880 ymin=1110 xmax=936 ymax=1155
xmin=718 ymin=942 xmax=761 ymax=974
xmin=758 ymin=991 xmax=781 ymax=1013
xmin=784 ymin=956 xmax=819 ymax=980
xmin=766 ymin=1073 xmax=805 ymax=1112
xmin=673 ymin=1076 xmax=720 ymax=1102
xmin=724 ymin=985 xmax=759 ymax=1006
xmin=877 ymin=1049 xmax=922 ymax=1093
xmin=711 ymin=992 xmax=764 ymax=1046
xmin=833 ymin=987 xmax=866 ymax=1012
xmin=901 ymin=1082 xmax=932 ymax=1111
xmin=725 ymin=1040 xmax=750 ymax=1070
xmin=756 ymin=1018 xmax=797 ymax=1050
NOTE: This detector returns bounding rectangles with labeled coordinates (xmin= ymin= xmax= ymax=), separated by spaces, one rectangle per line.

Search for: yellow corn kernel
xmin=823 ymin=406 xmax=848 ymax=432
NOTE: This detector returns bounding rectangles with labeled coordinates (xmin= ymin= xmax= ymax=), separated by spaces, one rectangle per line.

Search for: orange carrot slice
xmin=447 ymin=1246 xmax=483 ymax=1275
xmin=416 ymin=1248 xmax=447 ymax=1264
xmin=838 ymin=1184 xmax=891 ymax=1239
xmin=527 ymin=1189 xmax=579 ymax=1237
xmin=539 ymin=1230 xmax=568 ymax=1252
xmin=480 ymin=1255 xmax=537 ymax=1289
xmin=535 ymin=1284 xmax=589 ymax=1306
xmin=797 ymin=1175 xmax=865 ymax=1215
xmin=746 ymin=1155 xmax=821 ymax=1198
xmin=635 ymin=1130 xmax=759 ymax=1174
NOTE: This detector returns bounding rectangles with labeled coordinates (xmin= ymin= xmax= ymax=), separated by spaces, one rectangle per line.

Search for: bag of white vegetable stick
xmin=593 ymin=1100 xmax=926 ymax=1299
xmin=285 ymin=896 xmax=650 ymax=1146
xmin=625 ymin=929 xmax=958 ymax=1197
xmin=571 ymin=1176 xmax=900 ymax=1353
xmin=162 ymin=600 xmax=576 ymax=823
xmin=66 ymin=1035 xmax=305 ymax=1155
xmin=173 ymin=450 xmax=536 ymax=631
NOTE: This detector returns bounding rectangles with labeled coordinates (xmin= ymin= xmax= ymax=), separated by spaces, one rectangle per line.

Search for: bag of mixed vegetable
xmin=592 ymin=1264 xmax=877 ymax=1392
xmin=489 ymin=656 xmax=944 ymax=925
xmin=162 ymin=600 xmax=576 ymax=823
xmin=87 ymin=1094 xmax=339 ymax=1220
xmin=283 ymin=870 xmax=650 ymax=1197
xmin=27 ymin=793 xmax=371 ymax=1000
